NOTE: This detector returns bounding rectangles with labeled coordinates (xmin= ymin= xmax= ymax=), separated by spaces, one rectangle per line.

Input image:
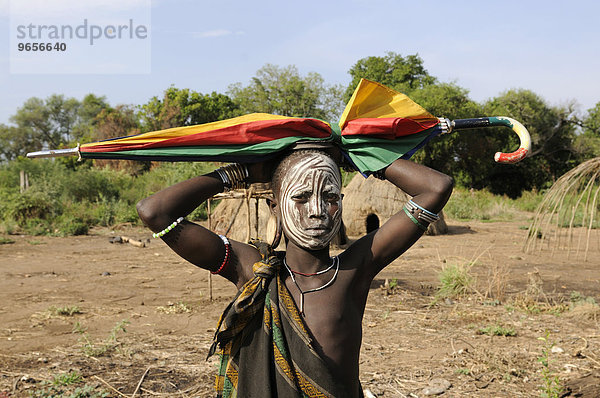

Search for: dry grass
xmin=482 ymin=262 xmax=510 ymax=302
xmin=525 ymin=157 xmax=600 ymax=261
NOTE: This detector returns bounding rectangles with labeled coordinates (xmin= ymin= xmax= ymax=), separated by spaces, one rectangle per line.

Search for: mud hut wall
xmin=342 ymin=175 xmax=408 ymax=236
xmin=342 ymin=174 xmax=448 ymax=236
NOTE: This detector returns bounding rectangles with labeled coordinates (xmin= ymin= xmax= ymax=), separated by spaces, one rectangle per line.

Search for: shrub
xmin=52 ymin=371 xmax=83 ymax=386
xmin=8 ymin=189 xmax=61 ymax=222
xmin=74 ymin=319 xmax=129 ymax=357
xmin=61 ymin=168 xmax=123 ymax=202
xmin=23 ymin=218 xmax=53 ymax=235
xmin=56 ymin=215 xmax=90 ymax=236
xmin=0 ymin=236 xmax=15 ymax=244
xmin=444 ymin=186 xmax=540 ymax=221
xmin=512 ymin=189 xmax=544 ymax=212
xmin=48 ymin=305 xmax=82 ymax=317
xmin=444 ymin=187 xmax=502 ymax=220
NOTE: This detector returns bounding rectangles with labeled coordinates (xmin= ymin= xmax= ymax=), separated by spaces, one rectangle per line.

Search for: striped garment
xmin=209 ymin=241 xmax=353 ymax=397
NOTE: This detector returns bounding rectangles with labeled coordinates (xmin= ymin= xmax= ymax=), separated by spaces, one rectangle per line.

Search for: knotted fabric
xmin=208 ymin=239 xmax=281 ymax=358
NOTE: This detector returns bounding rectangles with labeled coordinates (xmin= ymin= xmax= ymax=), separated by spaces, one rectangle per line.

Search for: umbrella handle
xmin=449 ymin=117 xmax=531 ymax=164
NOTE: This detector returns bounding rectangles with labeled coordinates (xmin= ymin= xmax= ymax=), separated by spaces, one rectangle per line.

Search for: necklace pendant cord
xmin=283 ymin=256 xmax=340 ymax=316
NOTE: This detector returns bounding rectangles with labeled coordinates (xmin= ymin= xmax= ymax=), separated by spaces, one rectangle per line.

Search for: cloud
xmin=192 ymin=29 xmax=245 ymax=39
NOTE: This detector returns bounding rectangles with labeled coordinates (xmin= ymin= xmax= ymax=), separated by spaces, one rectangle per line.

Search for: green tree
xmin=139 ymin=87 xmax=239 ymax=132
xmin=10 ymin=97 xmax=54 ymax=150
xmin=46 ymin=94 xmax=81 ymax=144
xmin=10 ymin=95 xmax=82 ymax=149
xmin=94 ymin=105 xmax=144 ymax=173
xmin=584 ymin=102 xmax=600 ymax=134
xmin=575 ymin=102 xmax=600 ymax=157
xmin=0 ymin=94 xmax=113 ymax=162
xmin=343 ymin=53 xmax=516 ymax=191
xmin=0 ymin=124 xmax=38 ymax=161
xmin=344 ymin=52 xmax=436 ymax=101
xmin=229 ymin=64 xmax=344 ymax=121
xmin=95 ymin=105 xmax=139 ymax=142
xmin=72 ymin=94 xmax=111 ymax=143
xmin=343 ymin=52 xmax=583 ymax=196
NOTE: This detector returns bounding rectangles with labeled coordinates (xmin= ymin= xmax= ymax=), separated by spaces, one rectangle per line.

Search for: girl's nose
xmin=308 ymin=196 xmax=325 ymax=218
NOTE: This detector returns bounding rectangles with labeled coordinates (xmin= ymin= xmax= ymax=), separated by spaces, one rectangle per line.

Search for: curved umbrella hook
xmin=445 ymin=116 xmax=531 ymax=164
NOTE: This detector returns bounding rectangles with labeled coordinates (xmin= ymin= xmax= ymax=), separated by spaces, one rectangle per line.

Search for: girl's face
xmin=278 ymin=153 xmax=342 ymax=250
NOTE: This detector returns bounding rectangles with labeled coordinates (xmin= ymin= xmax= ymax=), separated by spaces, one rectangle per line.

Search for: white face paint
xmin=278 ymin=153 xmax=342 ymax=250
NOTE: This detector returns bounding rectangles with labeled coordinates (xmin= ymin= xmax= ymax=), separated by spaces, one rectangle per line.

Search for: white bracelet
xmin=152 ymin=217 xmax=185 ymax=238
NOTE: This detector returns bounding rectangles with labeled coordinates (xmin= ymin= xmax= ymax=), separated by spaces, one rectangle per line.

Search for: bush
xmin=445 ymin=187 xmax=504 ymax=220
xmin=512 ymin=189 xmax=544 ymax=212
xmin=22 ymin=217 xmax=53 ymax=236
xmin=56 ymin=215 xmax=90 ymax=236
xmin=61 ymin=168 xmax=124 ymax=202
xmin=88 ymin=195 xmax=139 ymax=227
xmin=0 ymin=157 xmax=545 ymax=236
xmin=7 ymin=188 xmax=62 ymax=223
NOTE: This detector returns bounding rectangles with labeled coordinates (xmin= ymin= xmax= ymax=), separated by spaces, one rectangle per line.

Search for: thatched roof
xmin=525 ymin=157 xmax=600 ymax=261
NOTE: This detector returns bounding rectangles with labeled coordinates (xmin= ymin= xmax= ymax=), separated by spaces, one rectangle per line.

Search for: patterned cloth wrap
xmin=208 ymin=240 xmax=354 ymax=397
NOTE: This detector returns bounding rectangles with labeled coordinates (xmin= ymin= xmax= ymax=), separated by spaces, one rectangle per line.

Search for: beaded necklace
xmin=283 ymin=256 xmax=339 ymax=315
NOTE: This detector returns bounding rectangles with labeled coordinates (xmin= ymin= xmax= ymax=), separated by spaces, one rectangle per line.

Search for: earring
xmin=271 ymin=217 xmax=282 ymax=248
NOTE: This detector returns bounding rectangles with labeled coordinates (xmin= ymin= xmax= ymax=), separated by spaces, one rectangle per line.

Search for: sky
xmin=1 ymin=0 xmax=599 ymax=125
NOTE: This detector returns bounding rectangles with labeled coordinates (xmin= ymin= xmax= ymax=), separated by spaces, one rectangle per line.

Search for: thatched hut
xmin=341 ymin=174 xmax=448 ymax=236
xmin=525 ymin=157 xmax=600 ymax=261
xmin=209 ymin=185 xmax=276 ymax=245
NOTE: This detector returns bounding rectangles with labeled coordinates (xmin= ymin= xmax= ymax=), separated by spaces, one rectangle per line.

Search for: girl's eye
xmin=324 ymin=192 xmax=339 ymax=202
xmin=292 ymin=192 xmax=311 ymax=201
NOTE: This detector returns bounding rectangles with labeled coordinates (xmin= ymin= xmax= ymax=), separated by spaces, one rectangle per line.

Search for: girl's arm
xmin=347 ymin=159 xmax=454 ymax=279
xmin=136 ymin=165 xmax=266 ymax=288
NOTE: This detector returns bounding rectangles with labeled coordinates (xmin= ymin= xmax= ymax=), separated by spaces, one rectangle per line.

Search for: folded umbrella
xmin=27 ymin=79 xmax=531 ymax=173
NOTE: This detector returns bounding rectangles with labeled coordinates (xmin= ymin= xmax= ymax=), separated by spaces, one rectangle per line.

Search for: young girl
xmin=137 ymin=147 xmax=453 ymax=397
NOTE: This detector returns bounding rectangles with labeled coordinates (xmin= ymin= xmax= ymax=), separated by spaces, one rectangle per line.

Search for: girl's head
xmin=270 ymin=150 xmax=342 ymax=251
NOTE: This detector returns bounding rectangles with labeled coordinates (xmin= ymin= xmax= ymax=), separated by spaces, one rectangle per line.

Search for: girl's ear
xmin=266 ymin=197 xmax=278 ymax=216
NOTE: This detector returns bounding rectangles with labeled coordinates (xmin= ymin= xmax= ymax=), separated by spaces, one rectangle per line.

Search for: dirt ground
xmin=1 ymin=218 xmax=599 ymax=397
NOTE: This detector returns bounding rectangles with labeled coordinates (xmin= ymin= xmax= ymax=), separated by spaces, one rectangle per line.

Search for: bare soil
xmin=1 ymin=219 xmax=599 ymax=397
